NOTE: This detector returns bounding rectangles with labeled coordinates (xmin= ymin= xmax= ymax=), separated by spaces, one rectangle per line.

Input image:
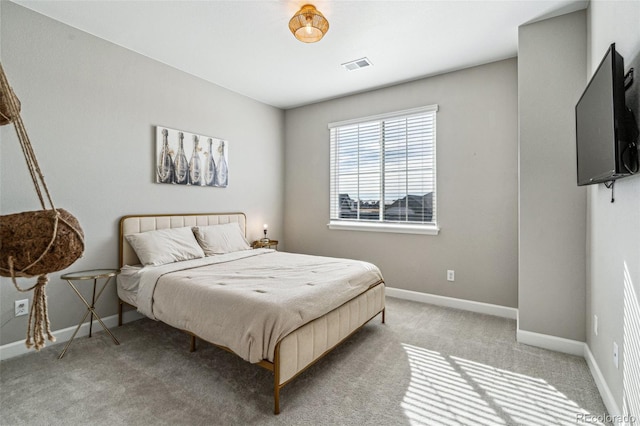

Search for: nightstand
xmin=58 ymin=269 xmax=120 ymax=359
xmin=252 ymin=240 xmax=278 ymax=250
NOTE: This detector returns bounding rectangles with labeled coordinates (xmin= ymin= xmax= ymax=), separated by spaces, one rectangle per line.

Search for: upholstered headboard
xmin=119 ymin=213 xmax=247 ymax=266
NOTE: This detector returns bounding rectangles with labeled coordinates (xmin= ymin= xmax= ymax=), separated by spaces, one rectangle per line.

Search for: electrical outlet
xmin=447 ymin=270 xmax=455 ymax=282
xmin=15 ymin=299 xmax=28 ymax=317
xmin=594 ymin=315 xmax=598 ymax=336
xmin=613 ymin=342 xmax=619 ymax=369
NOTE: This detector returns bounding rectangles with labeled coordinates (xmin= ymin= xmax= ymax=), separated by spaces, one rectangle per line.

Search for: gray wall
xmin=517 ymin=10 xmax=587 ymax=341
xmin=586 ymin=0 xmax=640 ymax=413
xmin=0 ymin=3 xmax=284 ymax=345
xmin=284 ymin=59 xmax=519 ymax=308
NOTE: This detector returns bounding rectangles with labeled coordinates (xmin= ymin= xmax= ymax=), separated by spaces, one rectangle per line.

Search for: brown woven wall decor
xmin=1 ymin=61 xmax=86 ymax=350
xmin=0 ymin=209 xmax=84 ymax=278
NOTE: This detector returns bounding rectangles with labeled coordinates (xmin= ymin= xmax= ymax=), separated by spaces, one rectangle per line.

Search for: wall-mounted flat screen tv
xmin=575 ymin=43 xmax=638 ymax=186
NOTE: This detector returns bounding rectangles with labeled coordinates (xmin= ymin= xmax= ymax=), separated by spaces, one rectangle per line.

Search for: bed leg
xmin=118 ymin=300 xmax=123 ymax=327
xmin=274 ymin=385 xmax=280 ymax=415
xmin=382 ymin=308 xmax=386 ymax=324
xmin=190 ymin=335 xmax=197 ymax=352
xmin=274 ymin=342 xmax=281 ymax=415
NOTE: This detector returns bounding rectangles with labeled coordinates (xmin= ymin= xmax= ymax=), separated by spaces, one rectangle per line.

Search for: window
xmin=329 ymin=105 xmax=438 ymax=235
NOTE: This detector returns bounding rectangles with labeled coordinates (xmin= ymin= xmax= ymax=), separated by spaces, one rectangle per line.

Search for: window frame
xmin=328 ymin=105 xmax=439 ymax=236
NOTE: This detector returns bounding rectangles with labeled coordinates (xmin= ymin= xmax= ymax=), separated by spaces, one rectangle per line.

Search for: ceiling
xmin=13 ymin=0 xmax=587 ymax=109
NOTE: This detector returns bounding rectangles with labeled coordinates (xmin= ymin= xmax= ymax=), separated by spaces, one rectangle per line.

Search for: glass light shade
xmin=289 ymin=4 xmax=329 ymax=43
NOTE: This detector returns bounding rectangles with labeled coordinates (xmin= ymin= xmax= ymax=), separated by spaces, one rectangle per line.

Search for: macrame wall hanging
xmin=0 ymin=62 xmax=85 ymax=350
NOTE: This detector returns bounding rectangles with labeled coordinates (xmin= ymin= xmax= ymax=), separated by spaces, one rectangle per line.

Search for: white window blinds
xmin=329 ymin=105 xmax=437 ymax=229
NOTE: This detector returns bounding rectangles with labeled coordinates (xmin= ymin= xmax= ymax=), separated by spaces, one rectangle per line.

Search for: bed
xmin=117 ymin=213 xmax=385 ymax=414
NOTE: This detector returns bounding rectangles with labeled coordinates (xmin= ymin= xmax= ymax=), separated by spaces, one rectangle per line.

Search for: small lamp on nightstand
xmin=261 ymin=224 xmax=270 ymax=243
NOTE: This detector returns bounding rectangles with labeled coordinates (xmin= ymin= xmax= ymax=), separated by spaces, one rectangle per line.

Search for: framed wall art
xmin=155 ymin=126 xmax=228 ymax=187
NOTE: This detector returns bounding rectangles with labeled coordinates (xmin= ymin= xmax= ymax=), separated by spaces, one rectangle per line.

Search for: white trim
xmin=328 ymin=104 xmax=439 ymax=128
xmin=385 ymin=287 xmax=517 ymax=319
xmin=516 ymin=328 xmax=585 ymax=356
xmin=0 ymin=310 xmax=144 ymax=361
xmin=328 ymin=221 xmax=439 ymax=235
xmin=584 ymin=344 xmax=622 ymax=421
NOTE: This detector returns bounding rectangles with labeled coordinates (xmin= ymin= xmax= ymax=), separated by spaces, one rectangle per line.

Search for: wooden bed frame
xmin=117 ymin=213 xmax=385 ymax=414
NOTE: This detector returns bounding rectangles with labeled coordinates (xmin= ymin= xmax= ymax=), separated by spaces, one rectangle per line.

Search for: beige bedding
xmin=134 ymin=249 xmax=384 ymax=363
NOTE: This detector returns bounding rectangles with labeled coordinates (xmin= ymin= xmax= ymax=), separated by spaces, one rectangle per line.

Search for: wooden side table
xmin=252 ymin=239 xmax=278 ymax=250
xmin=58 ymin=269 xmax=120 ymax=359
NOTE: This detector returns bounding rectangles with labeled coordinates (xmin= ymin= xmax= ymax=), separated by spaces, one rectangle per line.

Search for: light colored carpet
xmin=1 ymin=297 xmax=608 ymax=425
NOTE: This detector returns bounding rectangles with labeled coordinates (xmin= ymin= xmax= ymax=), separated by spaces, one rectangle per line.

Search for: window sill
xmin=327 ymin=220 xmax=440 ymax=235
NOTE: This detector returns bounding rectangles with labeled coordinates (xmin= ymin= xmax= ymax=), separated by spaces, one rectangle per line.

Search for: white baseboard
xmin=516 ymin=328 xmax=585 ymax=356
xmin=584 ymin=344 xmax=622 ymax=421
xmin=385 ymin=286 xmax=518 ymax=319
xmin=0 ymin=310 xmax=144 ymax=361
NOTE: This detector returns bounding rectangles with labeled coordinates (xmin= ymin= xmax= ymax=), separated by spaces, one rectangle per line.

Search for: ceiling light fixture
xmin=289 ymin=4 xmax=329 ymax=43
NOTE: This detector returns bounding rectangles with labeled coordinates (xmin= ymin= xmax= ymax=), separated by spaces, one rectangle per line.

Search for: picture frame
xmin=155 ymin=126 xmax=228 ymax=187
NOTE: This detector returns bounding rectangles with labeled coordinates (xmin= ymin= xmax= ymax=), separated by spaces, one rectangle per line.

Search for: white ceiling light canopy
xmin=289 ymin=4 xmax=329 ymax=43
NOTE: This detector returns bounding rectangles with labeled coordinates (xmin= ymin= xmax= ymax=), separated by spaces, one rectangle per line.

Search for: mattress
xmin=117 ymin=264 xmax=143 ymax=306
xmin=118 ymin=249 xmax=384 ymax=363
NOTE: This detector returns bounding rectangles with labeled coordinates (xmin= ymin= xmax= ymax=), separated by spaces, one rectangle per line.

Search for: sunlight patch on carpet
xmin=401 ymin=343 xmax=603 ymax=425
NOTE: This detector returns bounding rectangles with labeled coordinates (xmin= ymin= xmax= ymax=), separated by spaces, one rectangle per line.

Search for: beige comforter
xmin=135 ymin=249 xmax=384 ymax=363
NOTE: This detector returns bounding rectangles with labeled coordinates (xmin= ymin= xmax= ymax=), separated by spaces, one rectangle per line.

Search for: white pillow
xmin=192 ymin=223 xmax=250 ymax=255
xmin=125 ymin=227 xmax=205 ymax=266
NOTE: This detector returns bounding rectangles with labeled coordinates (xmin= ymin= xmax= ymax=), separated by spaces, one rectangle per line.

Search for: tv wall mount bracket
xmin=624 ymin=68 xmax=634 ymax=91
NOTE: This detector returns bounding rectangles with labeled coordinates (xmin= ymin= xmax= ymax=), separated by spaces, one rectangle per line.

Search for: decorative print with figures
xmin=156 ymin=126 xmax=228 ymax=187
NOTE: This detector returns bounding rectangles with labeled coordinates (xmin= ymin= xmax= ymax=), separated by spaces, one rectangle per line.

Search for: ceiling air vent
xmin=342 ymin=57 xmax=373 ymax=71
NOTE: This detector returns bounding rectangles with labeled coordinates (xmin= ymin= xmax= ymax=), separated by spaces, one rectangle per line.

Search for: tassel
xmin=8 ymin=257 xmax=56 ymax=350
xmin=24 ymin=275 xmax=55 ymax=350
